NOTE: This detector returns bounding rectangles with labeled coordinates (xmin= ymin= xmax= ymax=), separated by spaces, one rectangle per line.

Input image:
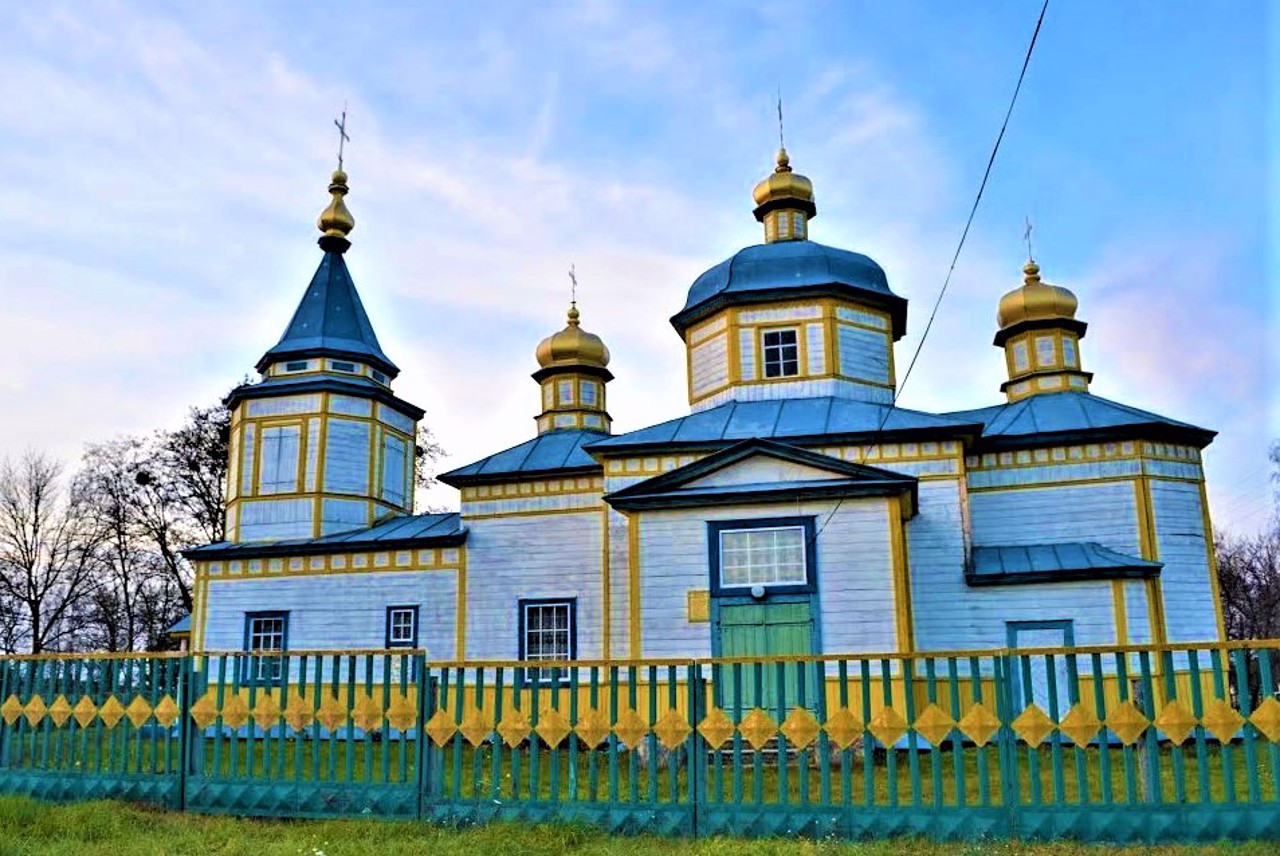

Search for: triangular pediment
xmin=679 ymin=453 xmax=854 ymax=490
xmin=604 ymin=438 xmax=916 ymax=513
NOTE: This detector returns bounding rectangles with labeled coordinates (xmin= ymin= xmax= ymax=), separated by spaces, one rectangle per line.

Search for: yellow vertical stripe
xmin=601 ymin=506 xmax=611 ymax=659
xmin=455 ymin=549 xmax=468 ymax=659
xmin=628 ymin=512 xmax=641 ymax=658
xmin=1111 ymin=580 xmax=1129 ymax=644
xmin=888 ymin=500 xmax=915 ymax=655
xmin=1134 ymin=477 xmax=1168 ymax=646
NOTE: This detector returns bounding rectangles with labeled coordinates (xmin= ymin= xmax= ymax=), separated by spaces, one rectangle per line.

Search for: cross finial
xmin=776 ymin=88 xmax=785 ymax=151
xmin=334 ymin=102 xmax=351 ymax=171
xmin=1023 ymin=216 xmax=1035 ymax=263
xmin=568 ymin=264 xmax=578 ymax=308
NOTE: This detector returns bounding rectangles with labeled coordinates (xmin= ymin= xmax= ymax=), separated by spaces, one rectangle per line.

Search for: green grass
xmin=0 ymin=796 xmax=1275 ymax=856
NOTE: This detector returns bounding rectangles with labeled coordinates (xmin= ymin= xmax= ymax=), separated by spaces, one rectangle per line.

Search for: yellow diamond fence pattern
xmin=0 ymin=642 xmax=1279 ymax=842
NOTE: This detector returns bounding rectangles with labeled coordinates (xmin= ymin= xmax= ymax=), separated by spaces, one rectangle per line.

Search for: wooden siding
xmin=690 ymin=333 xmax=730 ymax=399
xmin=237 ymin=498 xmax=315 ymax=542
xmin=836 ymin=323 xmax=891 ymax=386
xmin=323 ymin=418 xmax=370 ymax=494
xmin=633 ymin=498 xmax=896 ymax=659
xmin=683 ymin=455 xmax=847 ymax=489
xmin=202 ymin=570 xmax=458 ymax=658
xmin=462 ymin=510 xmax=604 ymax=660
xmin=805 ymin=322 xmax=825 ymax=374
xmin=1151 ymin=478 xmax=1219 ymax=642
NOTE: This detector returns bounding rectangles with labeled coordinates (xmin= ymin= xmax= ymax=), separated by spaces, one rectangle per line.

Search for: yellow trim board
xmin=1111 ymin=580 xmax=1129 ymax=645
xmin=601 ymin=506 xmax=612 ymax=659
xmin=455 ymin=548 xmax=468 ymax=659
xmin=888 ymin=501 xmax=915 ymax=655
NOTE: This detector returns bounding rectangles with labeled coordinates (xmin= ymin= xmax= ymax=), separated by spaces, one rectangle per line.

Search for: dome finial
xmin=318 ymin=108 xmax=355 ymax=253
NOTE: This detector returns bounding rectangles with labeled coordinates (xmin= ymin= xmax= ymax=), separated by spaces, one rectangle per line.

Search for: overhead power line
xmin=813 ymin=0 xmax=1051 ymax=541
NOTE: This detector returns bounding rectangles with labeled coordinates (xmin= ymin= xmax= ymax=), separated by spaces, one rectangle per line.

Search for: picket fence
xmin=1 ymin=640 xmax=1279 ymax=843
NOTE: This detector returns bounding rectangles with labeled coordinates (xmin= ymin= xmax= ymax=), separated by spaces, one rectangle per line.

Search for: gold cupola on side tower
xmin=753 ymin=148 xmax=816 ymax=243
xmin=994 ymin=261 xmax=1093 ymax=401
xmin=533 ymin=304 xmax=613 ymax=435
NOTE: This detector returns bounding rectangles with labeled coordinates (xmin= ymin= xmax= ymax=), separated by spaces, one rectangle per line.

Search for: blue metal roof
xmin=588 ymin=397 xmax=981 ymax=453
xmin=605 ymin=438 xmax=918 ymax=513
xmin=257 ymin=250 xmax=398 ymax=376
xmin=184 ymin=512 xmax=465 ymax=559
xmin=945 ymin=391 xmax=1214 ymax=448
xmin=166 ymin=615 xmax=191 ymax=635
xmin=439 ymin=430 xmax=608 ymax=484
xmin=673 ymin=241 xmax=906 ymax=337
xmin=968 ymin=542 xmax=1161 ymax=586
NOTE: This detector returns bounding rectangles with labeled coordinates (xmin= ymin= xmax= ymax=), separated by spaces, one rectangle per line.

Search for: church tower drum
xmin=671 ymin=147 xmax=909 ymax=412
xmin=222 ymin=169 xmax=424 ymax=542
xmin=994 ymin=260 xmax=1092 ymax=400
xmin=533 ymin=303 xmax=613 ymax=435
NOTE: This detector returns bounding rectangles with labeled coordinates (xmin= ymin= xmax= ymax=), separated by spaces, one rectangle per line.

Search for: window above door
xmin=707 ymin=516 xmax=817 ymax=597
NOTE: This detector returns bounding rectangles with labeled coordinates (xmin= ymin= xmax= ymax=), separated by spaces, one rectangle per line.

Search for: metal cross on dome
xmin=334 ymin=103 xmax=350 ymax=171
xmin=569 ymin=264 xmax=578 ymax=308
xmin=1023 ymin=216 xmax=1035 ymax=262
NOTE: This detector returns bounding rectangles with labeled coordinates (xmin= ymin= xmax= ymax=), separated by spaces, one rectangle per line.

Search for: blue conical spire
xmin=255 ymin=170 xmax=399 ymax=377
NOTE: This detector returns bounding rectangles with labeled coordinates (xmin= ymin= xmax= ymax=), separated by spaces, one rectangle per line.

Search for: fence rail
xmin=1 ymin=641 xmax=1279 ymax=843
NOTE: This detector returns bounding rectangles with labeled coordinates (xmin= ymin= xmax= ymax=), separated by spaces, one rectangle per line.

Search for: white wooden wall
xmin=633 ymin=498 xmax=896 ymax=659
xmin=203 ymin=570 xmax=458 ymax=658
xmin=462 ymin=510 xmax=605 ymax=660
xmin=1151 ymin=479 xmax=1218 ymax=641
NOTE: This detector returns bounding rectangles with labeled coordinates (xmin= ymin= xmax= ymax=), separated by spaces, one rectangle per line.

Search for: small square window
xmin=371 ymin=370 xmax=388 ymax=384
xmin=285 ymin=360 xmax=309 ymax=372
xmin=762 ymin=329 xmax=800 ymax=378
xmin=386 ymin=606 xmax=418 ymax=647
xmin=331 ymin=360 xmax=357 ymax=373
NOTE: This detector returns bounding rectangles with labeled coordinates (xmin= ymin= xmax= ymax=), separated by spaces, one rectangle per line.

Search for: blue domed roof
xmin=672 ymin=240 xmax=907 ymax=338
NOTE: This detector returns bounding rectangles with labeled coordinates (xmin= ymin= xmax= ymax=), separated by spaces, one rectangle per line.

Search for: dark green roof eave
xmin=224 ymin=376 xmax=425 ymax=421
xmin=607 ymin=480 xmax=916 ymax=512
xmin=183 ymin=513 xmax=466 ymax=561
xmin=439 ymin=429 xmax=609 ymax=486
xmin=671 ymin=283 xmax=908 ymax=341
xmin=945 ymin=391 xmax=1216 ymax=451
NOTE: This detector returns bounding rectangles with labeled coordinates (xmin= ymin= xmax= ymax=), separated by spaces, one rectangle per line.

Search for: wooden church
xmin=184 ymin=147 xmax=1224 ymax=672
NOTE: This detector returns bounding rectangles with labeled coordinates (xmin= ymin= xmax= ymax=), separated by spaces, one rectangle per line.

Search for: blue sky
xmin=1 ymin=1 xmax=1273 ymax=532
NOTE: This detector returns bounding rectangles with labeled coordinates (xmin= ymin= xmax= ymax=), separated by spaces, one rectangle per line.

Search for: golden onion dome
xmin=752 ymin=148 xmax=814 ymax=207
xmin=317 ymin=169 xmax=355 ymax=245
xmin=535 ymin=305 xmax=611 ymax=370
xmin=997 ymin=262 xmax=1079 ymax=328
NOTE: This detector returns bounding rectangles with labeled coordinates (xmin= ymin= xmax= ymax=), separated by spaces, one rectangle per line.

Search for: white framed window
xmin=1062 ymin=337 xmax=1078 ymax=368
xmin=762 ymin=328 xmax=800 ymax=378
xmin=777 ymin=212 xmax=791 ymax=239
xmin=243 ymin=611 xmax=287 ymax=684
xmin=793 ymin=212 xmax=806 ymax=238
xmin=1012 ymin=341 xmax=1030 ymax=372
xmin=558 ymin=380 xmax=574 ymax=405
xmin=520 ymin=599 xmax=575 ymax=662
xmin=718 ymin=526 xmax=807 ymax=588
xmin=543 ymin=383 xmax=554 ymax=409
xmin=258 ymin=425 xmax=301 ymax=494
xmin=1035 ymin=335 xmax=1056 ymax=368
xmin=386 ymin=606 xmax=418 ymax=647
xmin=580 ymin=380 xmax=597 ymax=406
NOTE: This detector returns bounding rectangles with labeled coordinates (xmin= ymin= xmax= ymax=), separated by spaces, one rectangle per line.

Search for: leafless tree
xmin=0 ymin=452 xmax=104 ymax=653
xmin=1217 ymin=528 xmax=1280 ymax=641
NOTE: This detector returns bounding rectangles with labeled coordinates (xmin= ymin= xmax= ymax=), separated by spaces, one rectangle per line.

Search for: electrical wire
xmin=812 ymin=0 xmax=1050 ymax=542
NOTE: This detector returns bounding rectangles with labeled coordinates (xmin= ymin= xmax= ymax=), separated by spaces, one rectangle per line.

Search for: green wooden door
xmin=717 ymin=601 xmax=815 ymax=712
